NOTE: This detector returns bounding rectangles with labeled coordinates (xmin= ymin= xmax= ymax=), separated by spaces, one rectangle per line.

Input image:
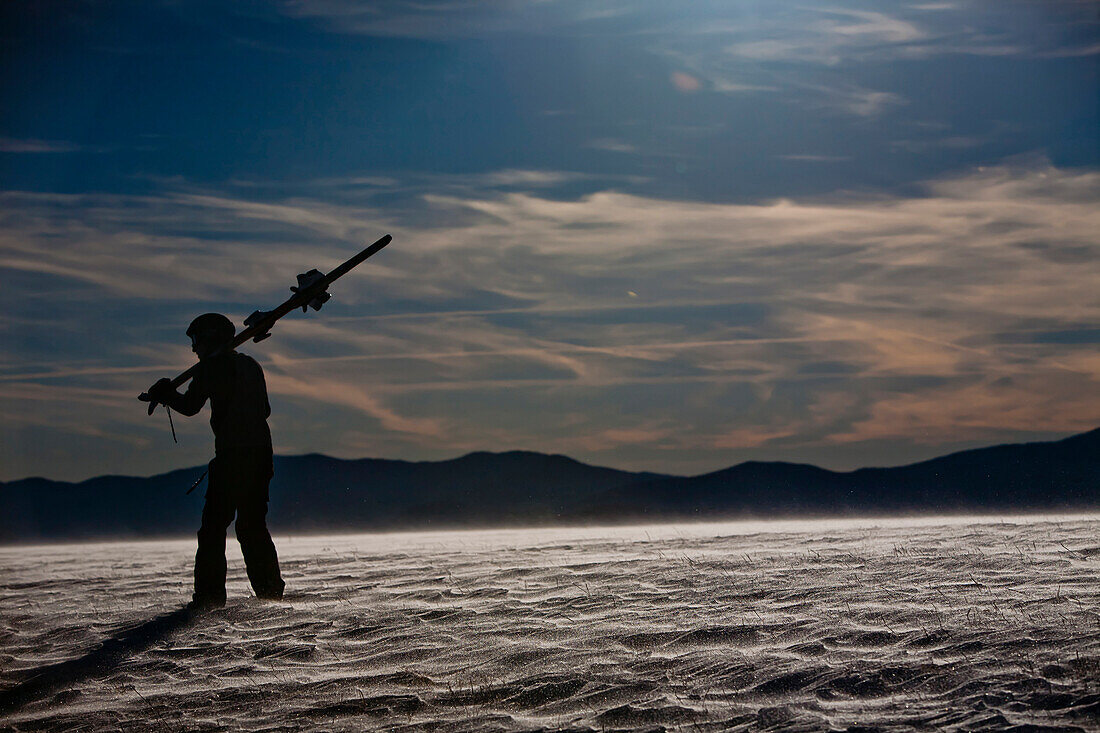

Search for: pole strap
xmin=165 ymin=405 xmax=177 ymax=444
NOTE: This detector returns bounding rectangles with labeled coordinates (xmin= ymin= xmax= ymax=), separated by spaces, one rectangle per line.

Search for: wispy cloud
xmin=0 ymin=138 xmax=91 ymax=154
xmin=803 ymin=83 xmax=907 ymax=118
xmin=2 ymin=159 xmax=1098 ymax=479
xmin=891 ymin=135 xmax=993 ymax=153
xmin=644 ymin=0 xmax=1094 ymax=132
xmin=585 ymin=139 xmax=638 ymax=154
xmin=277 ymin=0 xmax=600 ymax=39
xmin=274 ymin=0 xmax=1092 ymax=71
xmin=777 ymin=154 xmax=852 ymax=162
xmin=722 ymin=7 xmax=928 ymax=66
xmin=0 ymin=190 xmax=390 ymax=299
xmin=1039 ymin=42 xmax=1100 ymax=59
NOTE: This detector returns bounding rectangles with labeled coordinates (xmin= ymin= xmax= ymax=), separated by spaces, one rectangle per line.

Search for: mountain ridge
xmin=1 ymin=429 xmax=1096 ymax=542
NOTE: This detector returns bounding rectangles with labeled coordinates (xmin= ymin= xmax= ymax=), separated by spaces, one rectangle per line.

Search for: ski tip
xmin=361 ymin=233 xmax=392 ymax=256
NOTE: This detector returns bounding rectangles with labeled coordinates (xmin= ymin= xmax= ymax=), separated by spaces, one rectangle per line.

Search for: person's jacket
xmin=165 ymin=351 xmax=273 ymax=454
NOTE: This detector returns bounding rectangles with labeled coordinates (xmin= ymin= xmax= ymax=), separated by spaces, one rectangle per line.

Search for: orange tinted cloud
xmin=671 ymin=72 xmax=701 ymax=92
xmin=3 ymin=161 xmax=1098 ymax=478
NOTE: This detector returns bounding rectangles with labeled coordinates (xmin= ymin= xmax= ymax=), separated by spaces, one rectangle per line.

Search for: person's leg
xmin=194 ymin=460 xmax=234 ymax=607
xmin=234 ymin=455 xmax=285 ymax=600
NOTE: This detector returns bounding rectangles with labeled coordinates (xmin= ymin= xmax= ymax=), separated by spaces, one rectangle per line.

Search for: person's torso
xmin=197 ymin=352 xmax=272 ymax=453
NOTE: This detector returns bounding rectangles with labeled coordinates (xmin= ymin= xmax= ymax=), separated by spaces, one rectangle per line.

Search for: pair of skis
xmin=139 ymin=234 xmax=392 ymax=413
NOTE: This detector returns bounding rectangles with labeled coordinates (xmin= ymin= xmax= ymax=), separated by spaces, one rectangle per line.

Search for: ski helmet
xmin=186 ymin=313 xmax=235 ymax=342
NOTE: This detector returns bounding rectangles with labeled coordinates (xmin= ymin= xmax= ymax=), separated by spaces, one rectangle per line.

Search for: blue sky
xmin=1 ymin=0 xmax=1098 ymax=481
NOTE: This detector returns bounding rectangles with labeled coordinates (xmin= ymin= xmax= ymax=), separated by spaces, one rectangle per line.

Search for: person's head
xmin=186 ymin=313 xmax=235 ymax=359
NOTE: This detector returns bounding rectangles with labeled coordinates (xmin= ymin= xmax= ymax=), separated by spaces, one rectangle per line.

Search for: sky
xmin=1 ymin=0 xmax=1098 ymax=482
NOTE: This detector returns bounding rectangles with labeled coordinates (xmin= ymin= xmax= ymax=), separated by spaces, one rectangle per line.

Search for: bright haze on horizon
xmin=0 ymin=1 xmax=1097 ymax=482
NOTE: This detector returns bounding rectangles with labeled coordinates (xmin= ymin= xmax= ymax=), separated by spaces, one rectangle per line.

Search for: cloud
xmin=0 ymin=138 xmax=90 ymax=153
xmin=276 ymin=0 xmax=613 ymax=39
xmin=819 ymin=8 xmax=926 ymax=44
xmin=264 ymin=368 xmax=447 ymax=439
xmin=642 ymin=0 xmax=1094 ymax=133
xmin=891 ymin=135 xmax=993 ymax=153
xmin=2 ymin=159 xmax=1099 ymax=479
xmin=777 ymin=154 xmax=852 ymax=162
xmin=670 ymin=72 xmax=701 ymax=92
xmin=585 ymin=139 xmax=638 ymax=154
xmin=1039 ymin=43 xmax=1100 ymax=58
xmin=709 ymin=77 xmax=777 ymax=94
xmin=804 ymin=83 xmax=907 ymax=118
xmin=701 ymin=3 xmax=1087 ymax=64
xmin=275 ymin=0 xmax=1096 ymax=71
xmin=720 ymin=7 xmax=929 ymax=65
xmin=0 ymin=190 xmax=390 ymax=300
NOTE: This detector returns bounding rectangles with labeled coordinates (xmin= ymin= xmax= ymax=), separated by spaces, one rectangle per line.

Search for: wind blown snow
xmin=2 ymin=515 xmax=1099 ymax=731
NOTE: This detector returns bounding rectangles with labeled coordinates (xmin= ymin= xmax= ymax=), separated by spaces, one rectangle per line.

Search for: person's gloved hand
xmin=139 ymin=378 xmax=176 ymax=414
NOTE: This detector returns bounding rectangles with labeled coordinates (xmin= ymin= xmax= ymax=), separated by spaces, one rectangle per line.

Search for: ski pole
xmin=186 ymin=468 xmax=209 ymax=495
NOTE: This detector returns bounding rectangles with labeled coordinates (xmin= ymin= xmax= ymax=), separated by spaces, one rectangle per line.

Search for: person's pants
xmin=194 ymin=449 xmax=285 ymax=605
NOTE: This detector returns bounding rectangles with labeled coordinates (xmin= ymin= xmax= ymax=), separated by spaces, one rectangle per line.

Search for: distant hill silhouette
xmin=585 ymin=428 xmax=1099 ymax=521
xmin=1 ymin=429 xmax=1096 ymax=542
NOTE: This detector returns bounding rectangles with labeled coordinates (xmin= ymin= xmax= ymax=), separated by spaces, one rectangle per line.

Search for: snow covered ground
xmin=2 ymin=515 xmax=1099 ymax=731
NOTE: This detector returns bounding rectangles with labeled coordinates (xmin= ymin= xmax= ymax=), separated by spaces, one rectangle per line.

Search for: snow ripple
xmin=1 ymin=515 xmax=1098 ymax=731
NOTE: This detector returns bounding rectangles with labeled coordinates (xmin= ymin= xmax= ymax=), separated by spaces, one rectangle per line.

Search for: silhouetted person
xmin=144 ymin=313 xmax=285 ymax=611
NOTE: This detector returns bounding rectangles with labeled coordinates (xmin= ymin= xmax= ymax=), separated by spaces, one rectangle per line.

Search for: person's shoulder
xmin=234 ymin=351 xmax=265 ymax=373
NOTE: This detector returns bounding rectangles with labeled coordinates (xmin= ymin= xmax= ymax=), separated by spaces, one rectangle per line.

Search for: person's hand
xmin=139 ymin=378 xmax=175 ymax=414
